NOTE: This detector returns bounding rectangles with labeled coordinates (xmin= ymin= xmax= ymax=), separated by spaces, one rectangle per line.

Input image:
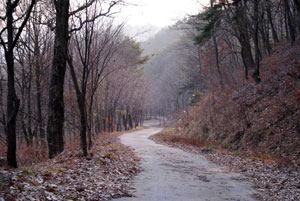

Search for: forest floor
xmin=0 ymin=131 xmax=141 ymax=201
xmin=150 ymin=129 xmax=300 ymax=201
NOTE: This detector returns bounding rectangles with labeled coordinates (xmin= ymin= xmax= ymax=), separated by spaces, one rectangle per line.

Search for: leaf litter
xmin=0 ymin=133 xmax=140 ymax=201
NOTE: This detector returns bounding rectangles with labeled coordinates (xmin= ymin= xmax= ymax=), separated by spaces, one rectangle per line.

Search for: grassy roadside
xmin=151 ymin=127 xmax=300 ymax=168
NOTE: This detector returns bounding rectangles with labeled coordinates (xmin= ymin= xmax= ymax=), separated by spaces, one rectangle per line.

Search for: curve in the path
xmin=114 ymin=127 xmax=257 ymax=201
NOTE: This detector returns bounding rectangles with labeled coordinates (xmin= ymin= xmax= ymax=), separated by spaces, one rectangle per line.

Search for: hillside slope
xmin=172 ymin=40 xmax=300 ymax=166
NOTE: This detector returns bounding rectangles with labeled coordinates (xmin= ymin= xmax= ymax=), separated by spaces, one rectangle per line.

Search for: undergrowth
xmin=159 ymin=40 xmax=300 ymax=168
xmin=0 ymin=127 xmax=143 ymax=167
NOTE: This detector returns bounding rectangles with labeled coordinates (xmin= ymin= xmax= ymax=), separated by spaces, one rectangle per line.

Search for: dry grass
xmin=153 ymin=127 xmax=213 ymax=148
xmin=0 ymin=127 xmax=143 ymax=167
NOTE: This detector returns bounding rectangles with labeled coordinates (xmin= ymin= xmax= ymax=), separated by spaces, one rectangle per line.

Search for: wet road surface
xmin=114 ymin=127 xmax=257 ymax=201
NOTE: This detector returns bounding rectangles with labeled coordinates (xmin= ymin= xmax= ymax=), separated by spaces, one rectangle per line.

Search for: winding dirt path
xmin=114 ymin=127 xmax=257 ymax=201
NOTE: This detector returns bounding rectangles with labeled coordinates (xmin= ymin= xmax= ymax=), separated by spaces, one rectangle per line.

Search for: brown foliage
xmin=172 ymin=39 xmax=300 ymax=167
xmin=154 ymin=128 xmax=207 ymax=148
xmin=1 ymin=128 xmax=140 ymax=167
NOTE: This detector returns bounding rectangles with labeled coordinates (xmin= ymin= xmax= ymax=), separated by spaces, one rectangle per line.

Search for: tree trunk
xmin=47 ymin=0 xmax=69 ymax=159
xmin=87 ymin=99 xmax=93 ymax=149
xmin=293 ymin=0 xmax=300 ymax=28
xmin=128 ymin=114 xmax=133 ymax=129
xmin=212 ymin=34 xmax=223 ymax=85
xmin=252 ymin=0 xmax=261 ymax=84
xmin=21 ymin=119 xmax=30 ymax=146
xmin=5 ymin=55 xmax=19 ymax=168
xmin=266 ymin=0 xmax=279 ymax=43
xmin=27 ymin=59 xmax=33 ymax=143
xmin=67 ymin=54 xmax=88 ymax=156
xmin=5 ymin=1 xmax=20 ymax=168
xmin=3 ymin=0 xmax=36 ymax=167
xmin=210 ymin=1 xmax=223 ymax=87
xmin=79 ymin=98 xmax=88 ymax=156
xmin=259 ymin=21 xmax=272 ymax=55
xmin=234 ymin=1 xmax=255 ymax=79
xmin=240 ymin=40 xmax=255 ymax=79
xmin=34 ymin=33 xmax=45 ymax=145
xmin=283 ymin=0 xmax=296 ymax=43
xmin=117 ymin=112 xmax=121 ymax=131
xmin=122 ymin=114 xmax=128 ymax=131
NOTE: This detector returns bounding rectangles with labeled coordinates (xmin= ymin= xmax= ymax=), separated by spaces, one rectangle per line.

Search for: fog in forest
xmin=1 ymin=2 xmax=300 ymax=200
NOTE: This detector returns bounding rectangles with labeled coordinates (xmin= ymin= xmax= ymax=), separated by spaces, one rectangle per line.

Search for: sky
xmin=116 ymin=0 xmax=209 ymax=40
xmin=118 ymin=0 xmax=209 ymax=27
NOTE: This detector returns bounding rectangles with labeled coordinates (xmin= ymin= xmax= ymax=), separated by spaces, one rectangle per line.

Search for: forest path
xmin=114 ymin=126 xmax=257 ymax=201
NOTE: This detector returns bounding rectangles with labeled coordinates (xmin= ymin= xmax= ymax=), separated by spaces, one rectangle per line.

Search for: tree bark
xmin=293 ymin=0 xmax=300 ymax=27
xmin=212 ymin=34 xmax=223 ymax=86
xmin=122 ymin=114 xmax=128 ymax=131
xmin=266 ymin=0 xmax=279 ymax=43
xmin=252 ymin=0 xmax=261 ymax=84
xmin=79 ymin=98 xmax=88 ymax=156
xmin=67 ymin=57 xmax=88 ymax=156
xmin=47 ymin=0 xmax=70 ymax=159
xmin=240 ymin=39 xmax=255 ymax=79
xmin=283 ymin=0 xmax=296 ymax=43
xmin=210 ymin=1 xmax=223 ymax=87
xmin=259 ymin=20 xmax=272 ymax=55
xmin=128 ymin=114 xmax=133 ymax=129
xmin=27 ymin=55 xmax=33 ymax=143
xmin=233 ymin=1 xmax=255 ymax=79
xmin=34 ymin=36 xmax=45 ymax=143
xmin=5 ymin=0 xmax=23 ymax=168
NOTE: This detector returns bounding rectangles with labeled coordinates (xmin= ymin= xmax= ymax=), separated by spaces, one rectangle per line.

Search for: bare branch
xmin=69 ymin=0 xmax=121 ymax=33
xmin=69 ymin=0 xmax=97 ymax=16
xmin=0 ymin=36 xmax=7 ymax=53
xmin=6 ymin=0 xmax=21 ymax=16
xmin=8 ymin=0 xmax=36 ymax=55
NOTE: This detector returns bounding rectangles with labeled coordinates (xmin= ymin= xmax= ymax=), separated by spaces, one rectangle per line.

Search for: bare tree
xmin=47 ymin=0 xmax=70 ymax=159
xmin=0 ymin=0 xmax=36 ymax=168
